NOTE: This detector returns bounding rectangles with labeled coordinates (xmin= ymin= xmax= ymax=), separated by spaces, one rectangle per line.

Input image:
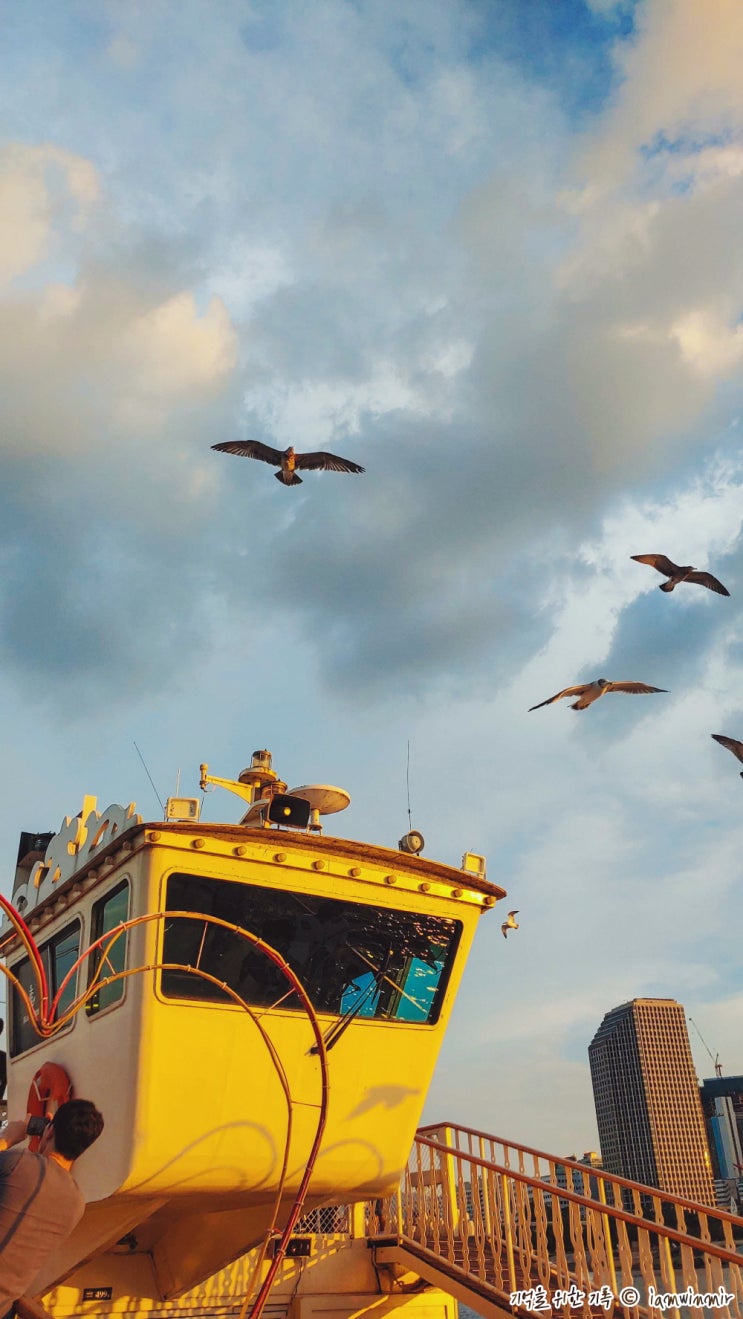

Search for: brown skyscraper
xmin=588 ymin=998 xmax=714 ymax=1205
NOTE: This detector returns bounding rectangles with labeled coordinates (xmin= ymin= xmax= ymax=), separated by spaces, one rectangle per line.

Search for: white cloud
xmin=0 ymin=279 xmax=238 ymax=457
xmin=242 ymin=358 xmax=459 ymax=451
xmin=671 ymin=309 xmax=743 ymax=378
xmin=207 ymin=242 xmax=294 ymax=319
xmin=119 ymin=292 xmax=237 ymax=399
xmin=0 ymin=143 xmax=99 ymax=287
xmin=38 ymin=282 xmax=83 ymax=321
xmin=580 ymin=0 xmax=743 ymax=190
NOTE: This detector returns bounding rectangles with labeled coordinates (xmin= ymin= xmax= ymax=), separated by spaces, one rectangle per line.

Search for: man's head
xmin=44 ymin=1099 xmax=104 ymax=1161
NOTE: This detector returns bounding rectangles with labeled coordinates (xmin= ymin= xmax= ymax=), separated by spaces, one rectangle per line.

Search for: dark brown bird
xmin=529 ymin=678 xmax=667 ymax=711
xmin=631 ymin=554 xmax=729 ymax=596
xmin=711 ymin=733 xmax=743 ymax=778
xmin=212 ymin=440 xmax=365 ymax=486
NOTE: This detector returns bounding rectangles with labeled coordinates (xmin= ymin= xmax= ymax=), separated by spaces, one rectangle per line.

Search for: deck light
xmin=461 ymin=851 xmax=486 ymax=878
xmin=165 ymin=797 xmax=201 ymax=822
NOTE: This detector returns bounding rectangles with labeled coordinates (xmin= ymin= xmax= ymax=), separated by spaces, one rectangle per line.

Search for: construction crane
xmin=688 ymin=1015 xmax=723 ymax=1077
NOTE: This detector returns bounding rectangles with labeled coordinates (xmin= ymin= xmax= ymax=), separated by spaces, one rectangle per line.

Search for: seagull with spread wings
xmin=529 ymin=678 xmax=667 ymax=711
xmin=212 ymin=439 xmax=365 ymax=486
xmin=501 ymin=910 xmax=519 ymax=939
xmin=711 ymin=734 xmax=743 ymax=778
xmin=631 ymin=554 xmax=729 ymax=596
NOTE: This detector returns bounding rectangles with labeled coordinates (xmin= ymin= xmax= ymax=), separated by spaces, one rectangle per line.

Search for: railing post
xmin=479 ymin=1135 xmax=493 ymax=1238
xmin=597 ymin=1177 xmax=618 ymax=1298
xmin=501 ymin=1171 xmax=517 ymax=1294
xmin=661 ymin=1235 xmax=680 ymax=1319
xmin=439 ymin=1124 xmax=462 ymax=1236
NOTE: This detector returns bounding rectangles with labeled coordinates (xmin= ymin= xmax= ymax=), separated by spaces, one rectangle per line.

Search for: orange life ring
xmin=26 ymin=1062 xmax=73 ymax=1151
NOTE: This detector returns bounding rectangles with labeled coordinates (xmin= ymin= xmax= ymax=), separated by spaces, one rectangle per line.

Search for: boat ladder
xmin=365 ymin=1123 xmax=743 ymax=1319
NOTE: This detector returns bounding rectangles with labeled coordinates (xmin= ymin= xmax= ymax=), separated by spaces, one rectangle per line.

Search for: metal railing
xmin=366 ymin=1122 xmax=743 ymax=1317
xmin=294 ymin=1204 xmax=351 ymax=1234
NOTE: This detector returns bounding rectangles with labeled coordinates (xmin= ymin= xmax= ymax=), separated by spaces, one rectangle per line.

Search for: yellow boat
xmin=0 ymin=750 xmax=505 ymax=1319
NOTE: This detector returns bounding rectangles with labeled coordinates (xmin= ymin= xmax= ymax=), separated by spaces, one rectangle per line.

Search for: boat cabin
xmin=0 ymin=753 xmax=504 ymax=1297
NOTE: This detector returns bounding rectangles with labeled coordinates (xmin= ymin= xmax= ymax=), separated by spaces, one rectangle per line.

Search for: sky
xmin=1 ymin=0 xmax=743 ymax=1159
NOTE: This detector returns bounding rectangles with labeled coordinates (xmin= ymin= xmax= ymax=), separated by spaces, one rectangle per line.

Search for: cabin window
xmin=9 ymin=920 xmax=82 ymax=1056
xmin=161 ymin=872 xmax=462 ymax=1025
xmin=49 ymin=923 xmax=81 ymax=1018
xmin=86 ymin=880 xmax=130 ymax=1016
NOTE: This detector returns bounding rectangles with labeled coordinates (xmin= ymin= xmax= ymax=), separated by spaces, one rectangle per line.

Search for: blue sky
xmin=2 ymin=0 xmax=743 ymax=1157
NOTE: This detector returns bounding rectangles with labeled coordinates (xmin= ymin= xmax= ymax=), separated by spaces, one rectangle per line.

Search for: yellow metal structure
xmin=41 ymin=1123 xmax=743 ymax=1319
xmin=6 ymin=765 xmax=741 ymax=1319
xmin=0 ymin=761 xmax=505 ymax=1311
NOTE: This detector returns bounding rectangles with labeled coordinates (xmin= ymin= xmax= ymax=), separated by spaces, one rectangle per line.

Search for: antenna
xmin=133 ymin=741 xmax=165 ymax=816
xmin=688 ymin=1015 xmax=723 ymax=1077
xmin=398 ymin=741 xmax=424 ymax=855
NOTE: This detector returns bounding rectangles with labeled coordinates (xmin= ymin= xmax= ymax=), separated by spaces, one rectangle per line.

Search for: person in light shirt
xmin=0 ymin=1100 xmax=104 ymax=1318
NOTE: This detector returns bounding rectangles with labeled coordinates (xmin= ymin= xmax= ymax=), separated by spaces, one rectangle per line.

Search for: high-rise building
xmin=699 ymin=1076 xmax=743 ymax=1207
xmin=588 ymin=998 xmax=714 ymax=1205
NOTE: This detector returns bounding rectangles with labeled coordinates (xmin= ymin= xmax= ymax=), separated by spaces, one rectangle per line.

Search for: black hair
xmin=52 ymin=1099 xmax=104 ymax=1160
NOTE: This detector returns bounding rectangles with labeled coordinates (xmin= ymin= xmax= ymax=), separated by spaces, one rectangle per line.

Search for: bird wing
xmin=605 ymin=682 xmax=667 ymax=695
xmin=212 ymin=440 xmax=284 ymax=466
xmin=712 ymin=733 xmax=743 ymax=762
xmin=508 ymin=910 xmax=519 ymax=918
xmin=501 ymin=925 xmax=508 ymax=939
xmin=293 ymin=450 xmax=365 ymax=473
xmin=528 ymin=685 xmax=588 ymax=711
xmin=685 ymin=571 xmax=730 ymax=596
xmin=631 ymin=554 xmax=678 ymax=577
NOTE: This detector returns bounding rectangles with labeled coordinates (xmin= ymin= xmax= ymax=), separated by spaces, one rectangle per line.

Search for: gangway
xmin=365 ymin=1123 xmax=743 ymax=1319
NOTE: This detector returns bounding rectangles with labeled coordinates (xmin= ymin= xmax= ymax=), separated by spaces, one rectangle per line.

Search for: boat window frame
xmin=157 ymin=868 xmax=463 ymax=1027
xmin=8 ymin=916 xmax=83 ymax=1058
xmin=85 ymin=877 xmax=131 ymax=1019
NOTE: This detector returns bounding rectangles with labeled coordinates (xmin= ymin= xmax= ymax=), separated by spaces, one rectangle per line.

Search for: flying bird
xmin=212 ymin=440 xmax=365 ymax=486
xmin=711 ymin=734 xmax=743 ymax=778
xmin=529 ymin=679 xmax=667 ymax=711
xmin=501 ymin=910 xmax=519 ymax=939
xmin=631 ymin=554 xmax=729 ymax=596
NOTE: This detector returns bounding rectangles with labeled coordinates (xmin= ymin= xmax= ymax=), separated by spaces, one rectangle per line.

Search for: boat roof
xmin=0 ymin=816 xmax=505 ymax=951
xmin=152 ymin=820 xmax=506 ymax=899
